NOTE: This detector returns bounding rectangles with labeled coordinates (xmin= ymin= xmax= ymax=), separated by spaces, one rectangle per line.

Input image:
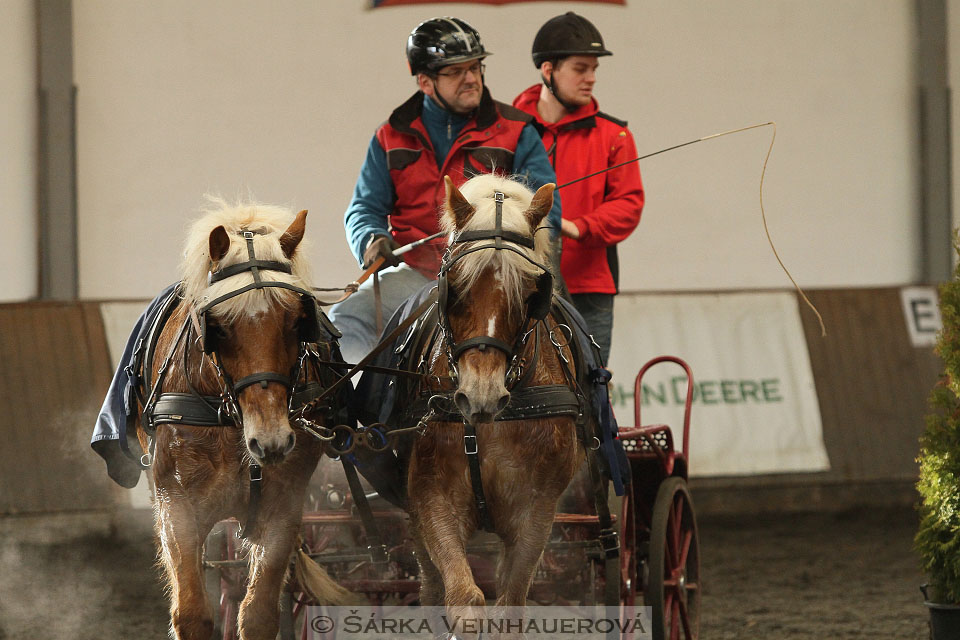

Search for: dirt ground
xmin=0 ymin=505 xmax=929 ymax=639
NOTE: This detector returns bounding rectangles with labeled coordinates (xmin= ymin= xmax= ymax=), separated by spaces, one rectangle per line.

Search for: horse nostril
xmin=283 ymin=432 xmax=296 ymax=455
xmin=496 ymin=393 xmax=509 ymax=413
xmin=248 ymin=438 xmax=265 ymax=460
xmin=454 ymin=391 xmax=471 ymax=418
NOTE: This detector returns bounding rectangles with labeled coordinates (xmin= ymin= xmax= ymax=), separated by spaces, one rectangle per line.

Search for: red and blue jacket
xmin=345 ymin=87 xmax=561 ymax=276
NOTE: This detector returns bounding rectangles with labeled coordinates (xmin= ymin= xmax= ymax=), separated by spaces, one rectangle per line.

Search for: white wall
xmin=1 ymin=0 xmax=37 ymax=302
xmin=72 ymin=1 xmax=920 ymax=298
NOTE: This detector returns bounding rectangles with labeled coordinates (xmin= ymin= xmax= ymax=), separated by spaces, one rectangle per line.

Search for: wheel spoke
xmin=664 ymin=531 xmax=677 ymax=574
xmin=678 ymin=595 xmax=693 ymax=638
xmin=670 ymin=500 xmax=683 ymax=564
xmin=670 ymin=598 xmax=681 ymax=640
xmin=679 ymin=529 xmax=693 ymax=567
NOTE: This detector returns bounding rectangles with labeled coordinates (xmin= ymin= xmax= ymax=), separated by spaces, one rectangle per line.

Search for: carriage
xmin=203 ymin=354 xmax=700 ymax=640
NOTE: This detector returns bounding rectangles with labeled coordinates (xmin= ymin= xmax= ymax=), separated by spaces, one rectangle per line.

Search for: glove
xmin=362 ymin=235 xmax=400 ymax=269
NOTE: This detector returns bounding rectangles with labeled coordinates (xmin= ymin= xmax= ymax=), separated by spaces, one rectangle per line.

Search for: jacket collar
xmin=513 ymin=84 xmax=598 ymax=131
xmin=389 ymin=86 xmax=499 ymax=134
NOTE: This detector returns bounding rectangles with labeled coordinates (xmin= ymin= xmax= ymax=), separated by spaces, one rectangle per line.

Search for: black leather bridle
xmin=436 ymin=191 xmax=554 ymax=388
xmin=183 ymin=229 xmax=338 ymax=426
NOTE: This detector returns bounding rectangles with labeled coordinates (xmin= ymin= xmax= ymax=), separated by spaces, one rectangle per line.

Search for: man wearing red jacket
xmin=513 ymin=12 xmax=643 ymax=363
xmin=330 ymin=17 xmax=561 ymax=363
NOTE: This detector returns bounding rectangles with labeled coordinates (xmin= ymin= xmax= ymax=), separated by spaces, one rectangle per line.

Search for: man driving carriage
xmin=328 ymin=16 xmax=562 ymax=363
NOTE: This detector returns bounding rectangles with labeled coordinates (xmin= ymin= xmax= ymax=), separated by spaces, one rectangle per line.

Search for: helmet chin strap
xmin=542 ymin=70 xmax=579 ymax=113
xmin=431 ymin=88 xmax=457 ymax=114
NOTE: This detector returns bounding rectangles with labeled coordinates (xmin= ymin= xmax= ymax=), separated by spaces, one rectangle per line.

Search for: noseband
xmin=437 ymin=191 xmax=554 ymax=385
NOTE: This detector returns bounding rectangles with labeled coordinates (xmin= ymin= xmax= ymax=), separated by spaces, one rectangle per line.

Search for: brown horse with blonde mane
xmin=403 ymin=174 xmax=584 ymax=615
xmin=134 ymin=199 xmax=349 ymax=640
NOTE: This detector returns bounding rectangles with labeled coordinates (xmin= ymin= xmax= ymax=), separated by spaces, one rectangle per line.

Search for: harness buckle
xmin=463 ymin=434 xmax=478 ymax=455
xmin=599 ymin=527 xmax=620 ymax=558
xmin=368 ymin=543 xmax=390 ymax=564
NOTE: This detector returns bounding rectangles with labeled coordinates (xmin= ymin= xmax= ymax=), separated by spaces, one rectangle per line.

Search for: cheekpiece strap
xmin=494 ymin=191 xmax=504 ymax=250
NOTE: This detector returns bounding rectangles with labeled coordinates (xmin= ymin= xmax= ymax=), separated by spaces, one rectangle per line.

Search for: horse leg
xmin=494 ymin=503 xmax=557 ymax=607
xmin=411 ymin=528 xmax=444 ymax=605
xmin=235 ymin=519 xmax=300 ymax=640
xmin=155 ymin=494 xmax=215 ymax=640
xmin=411 ymin=502 xmax=486 ymax=639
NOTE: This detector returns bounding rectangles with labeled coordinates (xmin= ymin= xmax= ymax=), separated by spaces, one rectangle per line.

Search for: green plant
xmin=916 ymin=234 xmax=960 ymax=603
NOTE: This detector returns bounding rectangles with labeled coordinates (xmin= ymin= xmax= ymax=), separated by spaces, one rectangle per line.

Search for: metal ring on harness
xmin=361 ymin=426 xmax=392 ymax=453
xmin=549 ymin=323 xmax=574 ymax=350
xmin=326 ymin=424 xmax=357 ymax=456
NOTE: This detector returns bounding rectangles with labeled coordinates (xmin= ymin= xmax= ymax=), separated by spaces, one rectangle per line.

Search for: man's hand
xmin=362 ymin=235 xmax=401 ymax=269
xmin=560 ymin=218 xmax=581 ymax=239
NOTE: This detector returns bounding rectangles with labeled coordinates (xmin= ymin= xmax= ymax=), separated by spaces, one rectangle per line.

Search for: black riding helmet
xmin=407 ymin=17 xmax=492 ymax=76
xmin=531 ymin=12 xmax=612 ymax=68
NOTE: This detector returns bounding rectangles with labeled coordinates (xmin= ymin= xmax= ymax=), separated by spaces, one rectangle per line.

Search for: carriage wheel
xmin=620 ymin=487 xmax=638 ymax=606
xmin=646 ymin=477 xmax=700 ymax=640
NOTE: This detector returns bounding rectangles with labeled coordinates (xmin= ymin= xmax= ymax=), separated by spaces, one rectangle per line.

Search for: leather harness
xmin=129 ymin=230 xmax=345 ymax=539
xmin=392 ymin=193 xmax=621 ymax=576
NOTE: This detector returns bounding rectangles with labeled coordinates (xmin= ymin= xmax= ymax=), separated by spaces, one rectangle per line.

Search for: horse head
xmin=181 ymin=199 xmax=315 ymax=465
xmin=439 ymin=174 xmax=555 ymax=424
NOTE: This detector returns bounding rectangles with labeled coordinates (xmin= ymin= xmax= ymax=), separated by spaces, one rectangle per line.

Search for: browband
xmin=209 ymin=260 xmax=292 ymax=284
xmin=452 ymin=229 xmax=534 ymax=249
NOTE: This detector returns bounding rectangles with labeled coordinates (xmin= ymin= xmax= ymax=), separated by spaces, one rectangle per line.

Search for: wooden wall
xmin=0 ymin=302 xmax=121 ymax=514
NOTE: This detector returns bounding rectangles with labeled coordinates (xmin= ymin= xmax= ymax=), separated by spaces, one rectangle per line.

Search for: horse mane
xmin=440 ymin=174 xmax=554 ymax=314
xmin=179 ymin=196 xmax=312 ymax=322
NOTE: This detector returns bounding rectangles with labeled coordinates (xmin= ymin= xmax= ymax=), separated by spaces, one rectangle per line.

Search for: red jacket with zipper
xmin=513 ymin=84 xmax=644 ymax=294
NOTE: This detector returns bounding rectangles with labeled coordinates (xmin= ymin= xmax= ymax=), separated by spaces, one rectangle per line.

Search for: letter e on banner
xmin=900 ymin=287 xmax=942 ymax=348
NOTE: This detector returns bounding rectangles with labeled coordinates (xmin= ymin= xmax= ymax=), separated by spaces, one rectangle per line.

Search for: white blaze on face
xmin=455 ymin=312 xmax=510 ymax=422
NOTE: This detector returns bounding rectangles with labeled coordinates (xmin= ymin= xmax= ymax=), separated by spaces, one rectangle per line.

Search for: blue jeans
xmin=327 ymin=264 xmax=433 ymax=364
xmin=570 ymin=293 xmax=614 ymax=364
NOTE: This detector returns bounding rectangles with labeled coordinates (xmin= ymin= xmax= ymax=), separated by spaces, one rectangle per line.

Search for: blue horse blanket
xmin=91 ymin=283 xmax=180 ymax=488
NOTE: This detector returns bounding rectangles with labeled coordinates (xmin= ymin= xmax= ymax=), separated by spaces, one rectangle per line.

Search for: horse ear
xmin=280 ymin=210 xmax=308 ymax=258
xmin=209 ymin=226 xmax=230 ymax=262
xmin=444 ymin=176 xmax=475 ymax=229
xmin=525 ymin=183 xmax=555 ymax=230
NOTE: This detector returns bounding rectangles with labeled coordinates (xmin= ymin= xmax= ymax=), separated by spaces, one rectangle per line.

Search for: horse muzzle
xmin=453 ymin=385 xmax=510 ymax=425
xmin=244 ymin=415 xmax=297 ymax=465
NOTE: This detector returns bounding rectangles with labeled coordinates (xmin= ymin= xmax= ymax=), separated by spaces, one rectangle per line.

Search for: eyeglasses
xmin=435 ymin=62 xmax=485 ymax=81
